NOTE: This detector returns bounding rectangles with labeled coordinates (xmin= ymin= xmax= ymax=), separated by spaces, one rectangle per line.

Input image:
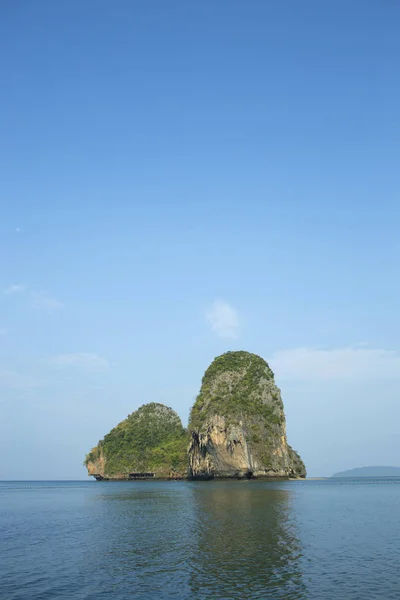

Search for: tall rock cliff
xmin=85 ymin=403 xmax=187 ymax=479
xmin=188 ymin=351 xmax=305 ymax=479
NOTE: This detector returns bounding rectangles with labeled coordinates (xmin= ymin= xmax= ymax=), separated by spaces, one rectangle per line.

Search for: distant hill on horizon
xmin=332 ymin=466 xmax=400 ymax=478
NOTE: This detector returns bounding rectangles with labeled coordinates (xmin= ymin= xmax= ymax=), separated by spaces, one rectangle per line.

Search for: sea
xmin=1 ymin=478 xmax=400 ymax=599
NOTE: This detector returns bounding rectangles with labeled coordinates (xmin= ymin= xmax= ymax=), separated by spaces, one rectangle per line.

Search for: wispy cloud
xmin=4 ymin=283 xmax=27 ymax=295
xmin=206 ymin=299 xmax=240 ymax=339
xmin=0 ymin=370 xmax=42 ymax=390
xmin=47 ymin=353 xmax=109 ymax=370
xmin=269 ymin=346 xmax=400 ymax=382
xmin=30 ymin=290 xmax=64 ymax=310
xmin=3 ymin=284 xmax=64 ymax=310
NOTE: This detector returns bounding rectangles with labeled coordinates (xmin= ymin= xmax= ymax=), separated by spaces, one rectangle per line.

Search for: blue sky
xmin=1 ymin=1 xmax=399 ymax=478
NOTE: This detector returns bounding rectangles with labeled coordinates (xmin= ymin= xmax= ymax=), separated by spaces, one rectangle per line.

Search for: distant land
xmin=332 ymin=466 xmax=400 ymax=478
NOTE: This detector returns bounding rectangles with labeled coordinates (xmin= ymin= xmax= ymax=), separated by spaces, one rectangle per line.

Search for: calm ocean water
xmin=1 ymin=479 xmax=400 ymax=599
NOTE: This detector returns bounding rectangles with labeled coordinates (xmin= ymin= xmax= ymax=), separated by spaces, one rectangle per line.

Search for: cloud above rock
xmin=206 ymin=300 xmax=240 ymax=339
xmin=269 ymin=346 xmax=400 ymax=382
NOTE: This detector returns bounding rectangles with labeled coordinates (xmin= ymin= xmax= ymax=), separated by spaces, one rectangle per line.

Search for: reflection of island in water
xmin=84 ymin=482 xmax=306 ymax=599
xmin=188 ymin=482 xmax=306 ymax=600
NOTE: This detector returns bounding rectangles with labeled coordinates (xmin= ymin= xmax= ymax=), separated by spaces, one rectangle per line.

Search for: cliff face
xmin=85 ymin=403 xmax=187 ymax=479
xmin=188 ymin=351 xmax=306 ymax=479
xmin=86 ymin=444 xmax=106 ymax=478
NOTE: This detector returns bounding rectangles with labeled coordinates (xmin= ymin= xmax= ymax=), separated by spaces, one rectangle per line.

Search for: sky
xmin=1 ymin=1 xmax=399 ymax=479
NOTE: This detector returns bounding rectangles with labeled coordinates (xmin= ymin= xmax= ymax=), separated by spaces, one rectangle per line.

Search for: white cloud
xmin=206 ymin=299 xmax=240 ymax=339
xmin=269 ymin=346 xmax=400 ymax=382
xmin=47 ymin=353 xmax=109 ymax=370
xmin=0 ymin=370 xmax=42 ymax=390
xmin=30 ymin=291 xmax=64 ymax=310
xmin=4 ymin=283 xmax=27 ymax=295
xmin=3 ymin=285 xmax=64 ymax=310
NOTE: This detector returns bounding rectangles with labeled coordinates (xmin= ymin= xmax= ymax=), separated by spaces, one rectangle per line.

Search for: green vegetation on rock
xmin=188 ymin=350 xmax=306 ymax=479
xmin=189 ymin=351 xmax=281 ymax=431
xmin=85 ymin=403 xmax=187 ymax=477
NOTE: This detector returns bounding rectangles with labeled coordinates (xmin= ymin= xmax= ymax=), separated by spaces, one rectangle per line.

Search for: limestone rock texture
xmin=188 ymin=351 xmax=306 ymax=479
xmin=85 ymin=403 xmax=187 ymax=479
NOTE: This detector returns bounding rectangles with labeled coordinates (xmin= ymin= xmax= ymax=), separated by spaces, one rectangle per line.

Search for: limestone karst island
xmin=85 ymin=351 xmax=306 ymax=480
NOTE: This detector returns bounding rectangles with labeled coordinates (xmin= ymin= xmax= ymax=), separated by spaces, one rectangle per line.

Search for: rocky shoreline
xmin=91 ymin=474 xmax=304 ymax=482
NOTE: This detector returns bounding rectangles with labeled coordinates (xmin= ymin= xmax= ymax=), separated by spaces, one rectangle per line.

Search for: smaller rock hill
xmin=84 ymin=403 xmax=187 ymax=480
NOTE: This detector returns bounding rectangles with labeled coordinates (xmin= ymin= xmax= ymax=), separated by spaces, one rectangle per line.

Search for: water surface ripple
xmin=1 ymin=478 xmax=400 ymax=599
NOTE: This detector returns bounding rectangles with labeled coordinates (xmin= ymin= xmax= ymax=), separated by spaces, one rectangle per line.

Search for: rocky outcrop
xmin=86 ymin=444 xmax=107 ymax=479
xmin=287 ymin=445 xmax=306 ymax=478
xmin=85 ymin=403 xmax=187 ymax=480
xmin=188 ymin=351 xmax=305 ymax=479
xmin=84 ymin=352 xmax=306 ymax=481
